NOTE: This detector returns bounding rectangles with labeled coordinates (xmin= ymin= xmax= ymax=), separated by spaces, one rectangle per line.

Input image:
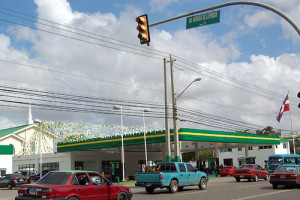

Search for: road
xmin=1 ymin=177 xmax=299 ymax=200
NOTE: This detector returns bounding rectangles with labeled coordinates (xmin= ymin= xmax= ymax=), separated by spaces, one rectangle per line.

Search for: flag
xmin=276 ymin=94 xmax=290 ymax=122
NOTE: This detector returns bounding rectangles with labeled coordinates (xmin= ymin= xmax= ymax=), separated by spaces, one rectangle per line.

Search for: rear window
xmin=37 ymin=172 xmax=71 ymax=185
xmin=158 ymin=163 xmax=177 ymax=172
xmin=223 ymin=167 xmax=231 ymax=169
xmin=275 ymin=166 xmax=298 ymax=173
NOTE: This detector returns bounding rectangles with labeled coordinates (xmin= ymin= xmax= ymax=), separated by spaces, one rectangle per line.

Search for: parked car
xmin=29 ymin=169 xmax=53 ymax=182
xmin=220 ymin=166 xmax=237 ymax=176
xmin=0 ymin=174 xmax=27 ymax=189
xmin=269 ymin=165 xmax=300 ymax=189
xmin=15 ymin=170 xmax=133 ymax=200
xmin=18 ymin=171 xmax=36 ymax=183
xmin=233 ymin=164 xmax=268 ymax=182
xmin=135 ymin=162 xmax=208 ymax=193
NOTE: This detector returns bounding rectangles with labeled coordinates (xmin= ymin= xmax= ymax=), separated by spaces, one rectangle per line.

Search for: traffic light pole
xmin=148 ymin=1 xmax=300 ymax=37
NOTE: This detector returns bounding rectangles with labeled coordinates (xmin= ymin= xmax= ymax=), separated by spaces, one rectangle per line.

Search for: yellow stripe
xmin=58 ymin=133 xmax=169 ymax=148
xmin=179 ymin=132 xmax=280 ymax=141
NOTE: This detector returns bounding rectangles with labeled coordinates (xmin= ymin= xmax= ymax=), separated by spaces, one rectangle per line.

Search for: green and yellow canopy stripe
xmin=57 ymin=128 xmax=281 ymax=152
xmin=179 ymin=128 xmax=280 ymax=144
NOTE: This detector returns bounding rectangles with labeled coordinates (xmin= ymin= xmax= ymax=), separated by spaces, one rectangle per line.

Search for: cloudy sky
xmin=0 ymin=0 xmax=299 ymax=135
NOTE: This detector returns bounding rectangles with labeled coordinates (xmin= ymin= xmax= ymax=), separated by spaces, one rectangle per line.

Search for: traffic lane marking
xmin=231 ymin=190 xmax=291 ymax=200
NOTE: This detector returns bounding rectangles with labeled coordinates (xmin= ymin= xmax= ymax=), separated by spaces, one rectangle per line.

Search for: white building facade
xmin=218 ymin=140 xmax=290 ymax=167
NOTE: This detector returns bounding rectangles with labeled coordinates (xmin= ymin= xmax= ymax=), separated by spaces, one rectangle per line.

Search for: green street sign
xmin=186 ymin=10 xmax=220 ymax=29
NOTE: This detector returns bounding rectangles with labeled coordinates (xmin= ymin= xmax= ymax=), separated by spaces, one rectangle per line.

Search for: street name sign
xmin=186 ymin=10 xmax=220 ymax=29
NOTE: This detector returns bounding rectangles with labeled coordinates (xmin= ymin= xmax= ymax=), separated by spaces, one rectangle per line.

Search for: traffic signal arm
xmin=136 ymin=14 xmax=150 ymax=46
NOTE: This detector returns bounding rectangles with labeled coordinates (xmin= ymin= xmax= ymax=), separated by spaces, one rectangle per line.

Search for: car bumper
xmin=15 ymin=196 xmax=67 ymax=200
xmin=135 ymin=182 xmax=163 ymax=188
xmin=269 ymin=179 xmax=300 ymax=186
xmin=233 ymin=174 xmax=255 ymax=179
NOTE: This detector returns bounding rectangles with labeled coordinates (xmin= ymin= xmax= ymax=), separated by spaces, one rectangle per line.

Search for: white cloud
xmin=150 ymin=0 xmax=178 ymax=12
xmin=0 ymin=0 xmax=299 ymax=134
xmin=244 ymin=11 xmax=277 ymax=28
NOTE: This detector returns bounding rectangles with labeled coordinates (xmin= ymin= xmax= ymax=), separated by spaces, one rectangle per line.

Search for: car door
xmin=254 ymin=165 xmax=264 ymax=178
xmin=73 ymin=173 xmax=97 ymax=200
xmin=87 ymin=173 xmax=109 ymax=200
xmin=186 ymin=164 xmax=198 ymax=185
xmin=177 ymin=163 xmax=187 ymax=186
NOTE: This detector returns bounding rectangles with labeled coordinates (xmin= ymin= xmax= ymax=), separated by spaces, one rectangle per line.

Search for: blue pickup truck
xmin=135 ymin=162 xmax=208 ymax=193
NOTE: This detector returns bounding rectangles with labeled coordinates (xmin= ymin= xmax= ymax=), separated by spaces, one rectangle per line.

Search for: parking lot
xmin=1 ymin=176 xmax=299 ymax=200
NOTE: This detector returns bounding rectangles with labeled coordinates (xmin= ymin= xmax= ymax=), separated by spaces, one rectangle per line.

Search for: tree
xmin=256 ymin=126 xmax=281 ymax=136
xmin=182 ymin=150 xmax=214 ymax=162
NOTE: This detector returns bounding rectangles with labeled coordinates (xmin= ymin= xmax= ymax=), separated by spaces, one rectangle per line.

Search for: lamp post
xmin=142 ymin=108 xmax=151 ymax=166
xmin=34 ymin=119 xmax=42 ymax=180
xmin=170 ymin=56 xmax=201 ymax=162
xmin=113 ymin=105 xmax=125 ymax=182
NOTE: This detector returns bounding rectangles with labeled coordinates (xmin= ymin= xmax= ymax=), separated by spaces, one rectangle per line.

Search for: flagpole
xmin=288 ymin=91 xmax=295 ymax=154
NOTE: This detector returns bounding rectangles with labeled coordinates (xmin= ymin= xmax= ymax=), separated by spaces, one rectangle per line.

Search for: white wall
xmin=0 ymin=155 xmax=13 ymax=174
xmin=219 ymin=142 xmax=290 ymax=167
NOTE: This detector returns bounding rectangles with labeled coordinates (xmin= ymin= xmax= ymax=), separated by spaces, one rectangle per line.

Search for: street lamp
xmin=142 ymin=108 xmax=151 ymax=167
xmin=113 ymin=105 xmax=125 ymax=182
xmin=34 ymin=119 xmax=42 ymax=180
xmin=170 ymin=72 xmax=201 ymax=162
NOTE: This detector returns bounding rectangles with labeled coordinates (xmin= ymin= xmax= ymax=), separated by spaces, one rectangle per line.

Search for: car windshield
xmin=275 ymin=166 xmax=298 ymax=173
xmin=37 ymin=172 xmax=71 ymax=185
xmin=238 ymin=165 xmax=252 ymax=169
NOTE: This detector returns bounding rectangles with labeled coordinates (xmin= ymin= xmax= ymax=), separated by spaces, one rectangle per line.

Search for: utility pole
xmin=170 ymin=55 xmax=180 ymax=162
xmin=164 ymin=58 xmax=171 ymax=162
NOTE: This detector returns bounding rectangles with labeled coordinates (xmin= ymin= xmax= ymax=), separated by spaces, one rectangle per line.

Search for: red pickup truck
xmin=233 ymin=164 xmax=268 ymax=182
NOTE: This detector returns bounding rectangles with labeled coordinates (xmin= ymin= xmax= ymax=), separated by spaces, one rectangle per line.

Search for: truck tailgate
xmin=136 ymin=172 xmax=161 ymax=183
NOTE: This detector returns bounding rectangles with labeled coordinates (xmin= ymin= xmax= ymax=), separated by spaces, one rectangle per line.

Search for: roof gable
xmin=0 ymin=125 xmax=31 ymax=138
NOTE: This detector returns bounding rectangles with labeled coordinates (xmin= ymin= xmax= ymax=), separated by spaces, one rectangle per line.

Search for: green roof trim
xmin=0 ymin=124 xmax=31 ymax=138
xmin=0 ymin=145 xmax=14 ymax=155
xmin=280 ymin=138 xmax=289 ymax=142
xmin=179 ymin=128 xmax=281 ymax=144
xmin=57 ymin=128 xmax=281 ymax=153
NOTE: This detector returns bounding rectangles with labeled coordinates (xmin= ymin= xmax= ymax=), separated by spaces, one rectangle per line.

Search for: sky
xmin=0 ymin=0 xmax=299 ymax=135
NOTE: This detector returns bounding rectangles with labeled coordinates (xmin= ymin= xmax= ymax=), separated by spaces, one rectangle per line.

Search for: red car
xmin=269 ymin=165 xmax=300 ymax=189
xmin=233 ymin=164 xmax=268 ymax=182
xmin=15 ymin=170 xmax=133 ymax=200
xmin=220 ymin=166 xmax=237 ymax=176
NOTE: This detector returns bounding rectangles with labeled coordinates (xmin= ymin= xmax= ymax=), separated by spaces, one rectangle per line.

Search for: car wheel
xmin=145 ymin=186 xmax=154 ymax=194
xmin=169 ymin=179 xmax=179 ymax=193
xmin=198 ymin=177 xmax=207 ymax=190
xmin=272 ymin=184 xmax=278 ymax=189
xmin=254 ymin=174 xmax=258 ymax=182
xmin=235 ymin=178 xmax=240 ymax=182
xmin=7 ymin=184 xmax=12 ymax=190
xmin=117 ymin=191 xmax=128 ymax=200
xmin=68 ymin=197 xmax=79 ymax=200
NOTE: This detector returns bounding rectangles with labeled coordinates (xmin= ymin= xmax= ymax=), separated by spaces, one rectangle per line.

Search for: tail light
xmin=13 ymin=178 xmax=18 ymax=183
xmin=36 ymin=188 xmax=54 ymax=198
xmin=159 ymin=174 xmax=163 ymax=180
xmin=18 ymin=187 xmax=27 ymax=196
xmin=25 ymin=177 xmax=28 ymax=182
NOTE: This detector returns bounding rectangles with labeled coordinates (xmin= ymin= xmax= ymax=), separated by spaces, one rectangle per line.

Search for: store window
xmin=42 ymin=162 xmax=59 ymax=170
xmin=18 ymin=164 xmax=35 ymax=172
xmin=75 ymin=162 xmax=84 ymax=170
xmin=0 ymin=168 xmax=6 ymax=176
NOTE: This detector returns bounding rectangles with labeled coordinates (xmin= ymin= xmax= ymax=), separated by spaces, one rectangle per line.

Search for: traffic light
xmin=136 ymin=14 xmax=150 ymax=46
xmin=298 ymin=92 xmax=300 ymax=108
